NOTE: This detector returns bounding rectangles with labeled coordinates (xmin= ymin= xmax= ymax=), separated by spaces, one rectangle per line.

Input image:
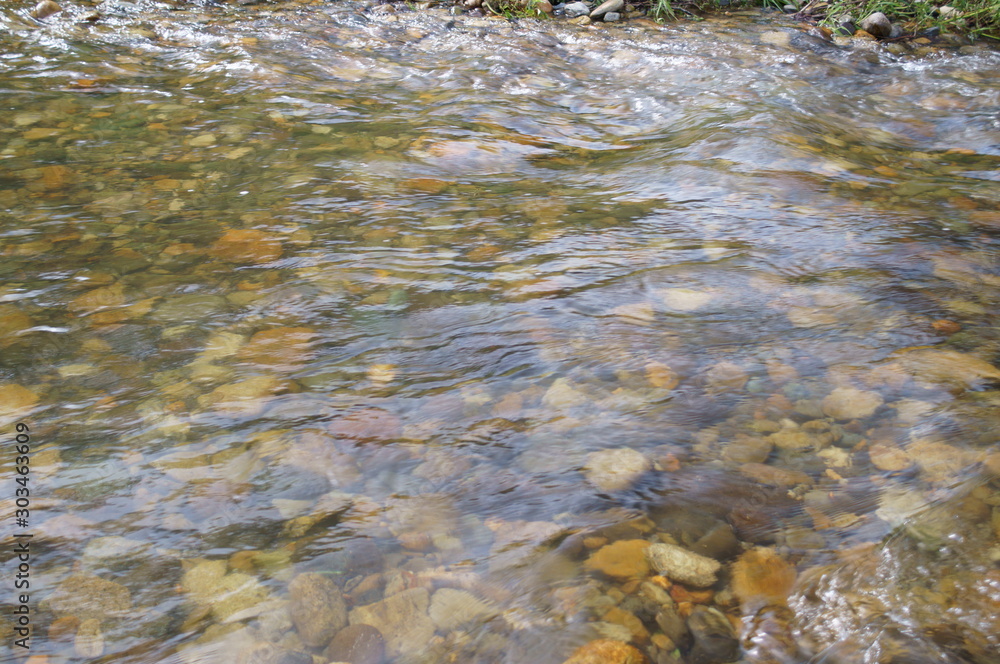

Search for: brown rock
xmin=645 ymin=361 xmax=680 ymax=390
xmin=46 ymin=573 xmax=131 ymax=619
xmin=327 ymin=408 xmax=401 ymax=444
xmin=584 ymin=540 xmax=652 ymax=581
xmin=730 ymin=547 xmax=796 ymax=611
xmin=68 ymin=283 xmax=125 ymax=314
xmin=704 ymin=361 xmax=748 ymax=392
xmin=239 ymin=327 xmax=316 ymax=371
xmin=288 ymin=572 xmax=348 ymax=648
xmin=0 ymin=384 xmax=39 ymax=422
xmin=209 ymin=229 xmax=283 ymax=264
xmin=74 ymin=619 xmax=103 ymax=658
xmin=893 ymin=348 xmax=1000 ymax=390
xmin=722 ymin=435 xmax=773 ymax=464
xmin=323 ymin=624 xmax=385 ymax=664
xmin=30 ymin=0 xmax=61 ymax=18
xmin=562 ymin=639 xmax=649 ymax=664
xmin=821 ymin=387 xmax=883 ymax=421
xmin=868 ymin=442 xmax=911 ymax=471
xmin=738 ymin=463 xmax=811 ymax=488
xmin=348 ymin=588 xmax=434 ymax=659
xmin=860 ymin=11 xmax=891 ymax=38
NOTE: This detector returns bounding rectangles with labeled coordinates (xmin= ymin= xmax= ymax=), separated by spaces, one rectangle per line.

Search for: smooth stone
xmin=645 ymin=543 xmax=721 ymax=588
xmin=860 ymin=11 xmax=891 ymax=38
xmin=821 ymin=387 xmax=883 ymax=420
xmin=589 ymin=0 xmax=622 ymax=18
xmin=46 ymin=573 xmax=131 ymax=619
xmin=738 ymin=462 xmax=811 ymax=488
xmin=561 ymin=639 xmax=649 ymax=664
xmin=603 ymin=11 xmax=620 ymax=20
xmin=209 ymin=229 xmax=283 ymax=264
xmin=730 ymin=548 xmax=796 ymax=610
xmin=687 ymin=606 xmax=739 ymax=664
xmin=288 ymin=572 xmax=348 ymax=648
xmin=322 ymin=624 xmax=385 ymax=664
xmin=584 ymin=448 xmax=651 ymax=492
xmin=585 ymin=540 xmax=652 ymax=580
xmin=722 ymin=435 xmax=773 ymax=464
xmin=655 ymin=603 xmax=689 ymax=646
xmin=30 ymin=0 xmax=61 ymax=18
xmin=348 ymin=588 xmax=434 ymax=659
xmin=564 ymin=1 xmax=590 ymax=16
xmin=428 ymin=588 xmax=498 ymax=631
xmin=893 ymin=348 xmax=1000 ymax=390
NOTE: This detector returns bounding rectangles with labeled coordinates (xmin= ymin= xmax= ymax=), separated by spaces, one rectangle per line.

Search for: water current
xmin=1 ymin=3 xmax=999 ymax=664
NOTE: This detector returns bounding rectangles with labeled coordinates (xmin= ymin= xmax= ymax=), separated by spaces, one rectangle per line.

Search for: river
xmin=1 ymin=3 xmax=999 ymax=664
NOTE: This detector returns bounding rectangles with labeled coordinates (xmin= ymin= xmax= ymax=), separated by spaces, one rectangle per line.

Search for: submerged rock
xmin=322 ymin=624 xmax=385 ymax=664
xmin=561 ymin=639 xmax=648 ymax=664
xmin=288 ymin=572 xmax=348 ymax=648
xmin=821 ymin=387 xmax=883 ymax=421
xmin=47 ymin=573 xmax=131 ymax=619
xmin=646 ymin=543 xmax=721 ymax=588
xmin=428 ymin=588 xmax=498 ymax=631
xmin=348 ymin=588 xmax=434 ymax=659
xmin=584 ymin=448 xmax=651 ymax=492
xmin=687 ymin=606 xmax=738 ymax=664
xmin=585 ymin=540 xmax=652 ymax=581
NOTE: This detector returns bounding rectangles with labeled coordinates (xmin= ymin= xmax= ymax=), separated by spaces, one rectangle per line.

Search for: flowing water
xmin=1 ymin=3 xmax=1000 ymax=664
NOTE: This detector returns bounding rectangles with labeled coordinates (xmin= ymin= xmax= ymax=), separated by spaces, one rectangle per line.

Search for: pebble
xmin=585 ymin=539 xmax=652 ymax=580
xmin=288 ymin=573 xmax=348 ymax=647
xmin=645 ymin=543 xmax=721 ymax=588
xmin=860 ymin=11 xmax=891 ymax=38
xmin=428 ymin=588 xmax=498 ymax=631
xmin=74 ymin=619 xmax=104 ymax=658
xmin=590 ymin=0 xmax=623 ymax=18
xmin=47 ymin=573 xmax=131 ymax=619
xmin=30 ymin=0 xmax=61 ymax=18
xmin=564 ymin=1 xmax=590 ymax=17
xmin=603 ymin=11 xmax=620 ymax=21
xmin=687 ymin=606 xmax=739 ymax=664
xmin=738 ymin=462 xmax=811 ymax=488
xmin=348 ymin=588 xmax=435 ymax=659
xmin=322 ymin=624 xmax=385 ymax=664
xmin=561 ymin=639 xmax=648 ymax=664
xmin=209 ymin=229 xmax=284 ymax=264
xmin=584 ymin=448 xmax=651 ymax=492
xmin=821 ymin=387 xmax=883 ymax=421
xmin=730 ymin=547 xmax=795 ymax=610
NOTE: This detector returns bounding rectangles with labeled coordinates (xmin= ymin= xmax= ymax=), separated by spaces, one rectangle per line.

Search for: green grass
xmin=483 ymin=0 xmax=551 ymax=17
xmin=818 ymin=0 xmax=1000 ymax=39
xmin=635 ymin=0 xmax=999 ymax=39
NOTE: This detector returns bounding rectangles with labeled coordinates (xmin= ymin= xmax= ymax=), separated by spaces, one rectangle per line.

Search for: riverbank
xmin=23 ymin=0 xmax=1000 ymax=44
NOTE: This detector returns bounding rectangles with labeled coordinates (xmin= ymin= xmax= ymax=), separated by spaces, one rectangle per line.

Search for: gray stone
xmin=589 ymin=0 xmax=622 ymax=17
xmin=429 ymin=588 xmax=498 ymax=631
xmin=584 ymin=448 xmax=651 ymax=492
xmin=564 ymin=1 xmax=590 ymax=17
xmin=645 ymin=543 xmax=721 ymax=588
xmin=348 ymin=588 xmax=434 ymax=659
xmin=687 ymin=606 xmax=739 ymax=664
xmin=288 ymin=572 xmax=348 ymax=648
xmin=860 ymin=11 xmax=891 ymax=38
xmin=30 ymin=0 xmax=61 ymax=18
xmin=603 ymin=11 xmax=621 ymax=21
xmin=322 ymin=625 xmax=385 ymax=664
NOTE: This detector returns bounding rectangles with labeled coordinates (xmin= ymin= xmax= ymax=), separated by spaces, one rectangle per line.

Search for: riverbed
xmin=1 ymin=3 xmax=999 ymax=664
